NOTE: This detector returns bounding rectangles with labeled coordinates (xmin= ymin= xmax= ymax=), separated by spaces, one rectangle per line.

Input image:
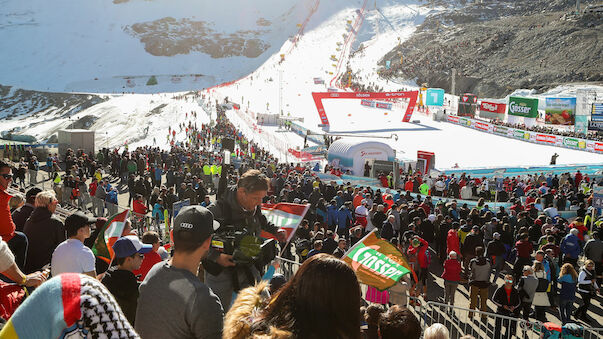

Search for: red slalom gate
xmin=311 ymin=90 xmax=419 ymax=125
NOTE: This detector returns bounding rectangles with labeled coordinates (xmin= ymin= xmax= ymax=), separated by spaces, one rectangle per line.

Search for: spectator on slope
xmin=492 ymin=274 xmax=521 ymax=339
xmin=442 ymin=250 xmax=461 ymax=309
xmin=378 ymin=305 xmax=421 ymax=339
xmin=424 ymin=323 xmax=449 ymax=339
xmin=354 ymin=199 xmax=369 ymax=228
xmin=560 ymin=228 xmax=581 ymax=268
xmin=102 ymin=235 xmax=151 ymax=326
xmin=574 ymin=259 xmax=599 ymax=323
xmin=486 ymin=232 xmax=506 ymax=283
xmin=336 ymin=201 xmax=353 ymax=238
xmin=11 ymin=187 xmax=40 ymax=232
xmin=23 ymin=190 xmax=66 ymax=274
xmin=513 ymin=233 xmax=533 ymax=282
xmin=133 ymin=231 xmax=164 ymax=282
xmin=583 ymin=231 xmax=603 ymax=286
xmin=0 ymin=160 xmax=29 ymax=270
xmin=223 ymin=254 xmax=360 ymax=339
xmin=517 ymin=265 xmax=538 ymax=322
xmin=446 ymin=221 xmax=460 ymax=258
xmin=468 ymin=246 xmax=491 ymax=321
xmin=408 ymin=236 xmax=430 ymax=299
xmin=462 ymin=225 xmax=483 ymax=279
xmin=532 ymin=261 xmax=550 ymax=322
xmin=321 ymin=230 xmax=337 ymax=255
xmin=381 ymin=215 xmax=396 ymax=241
xmin=557 ymin=263 xmax=578 ymax=325
xmin=135 ymin=206 xmax=223 ymax=339
xmin=50 ymin=211 xmax=97 ymax=278
xmin=332 ymin=238 xmax=347 ymax=258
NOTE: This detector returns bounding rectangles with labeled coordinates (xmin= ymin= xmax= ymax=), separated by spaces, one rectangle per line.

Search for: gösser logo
xmin=180 ymin=222 xmax=194 ymax=229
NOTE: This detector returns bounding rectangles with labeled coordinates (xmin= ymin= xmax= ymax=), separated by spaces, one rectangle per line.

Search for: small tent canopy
xmin=327 ymin=139 xmax=395 ymax=176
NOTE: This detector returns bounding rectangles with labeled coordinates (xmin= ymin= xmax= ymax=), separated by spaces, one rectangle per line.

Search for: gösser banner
xmin=545 ymin=97 xmax=576 ymax=125
xmin=343 ymin=230 xmax=413 ymax=291
xmin=508 ymin=96 xmax=539 ymax=118
xmin=479 ymin=101 xmax=506 ymax=120
xmin=445 ymin=114 xmax=603 ymax=154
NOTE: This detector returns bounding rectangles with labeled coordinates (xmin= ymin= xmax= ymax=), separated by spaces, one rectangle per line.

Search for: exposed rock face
xmin=125 ymin=17 xmax=271 ymax=58
xmin=378 ymin=0 xmax=602 ymax=97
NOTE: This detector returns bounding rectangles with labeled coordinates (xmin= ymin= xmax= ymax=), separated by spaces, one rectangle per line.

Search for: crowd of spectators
xmin=488 ymin=119 xmax=602 ymax=142
xmin=0 ymin=97 xmax=601 ymax=337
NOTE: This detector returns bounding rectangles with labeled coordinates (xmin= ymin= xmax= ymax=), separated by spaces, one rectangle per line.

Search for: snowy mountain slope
xmin=0 ymin=0 xmax=322 ymax=93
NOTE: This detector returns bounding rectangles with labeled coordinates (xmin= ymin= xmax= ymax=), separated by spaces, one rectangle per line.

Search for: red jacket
xmin=515 ymin=240 xmax=533 ymax=259
xmin=446 ymin=229 xmax=460 ymax=255
xmin=441 ymin=258 xmax=462 ymax=282
xmin=408 ymin=238 xmax=430 ymax=268
xmin=404 ymin=180 xmax=413 ymax=192
xmin=0 ymin=189 xmax=16 ymax=241
xmin=133 ymin=199 xmax=148 ymax=216
xmin=570 ymin=222 xmax=588 ymax=241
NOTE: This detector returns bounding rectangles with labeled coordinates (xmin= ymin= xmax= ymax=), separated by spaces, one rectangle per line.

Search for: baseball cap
xmin=112 ymin=235 xmax=152 ymax=258
xmin=173 ymin=205 xmax=220 ymax=245
xmin=493 ymin=232 xmax=501 ymax=239
xmin=65 ymin=211 xmax=97 ymax=235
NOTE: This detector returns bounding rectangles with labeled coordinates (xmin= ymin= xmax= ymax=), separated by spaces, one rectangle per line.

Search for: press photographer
xmin=204 ymin=169 xmax=283 ymax=310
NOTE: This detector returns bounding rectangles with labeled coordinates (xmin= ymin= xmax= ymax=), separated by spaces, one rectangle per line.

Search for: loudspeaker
xmin=222 ymin=138 xmax=235 ymax=152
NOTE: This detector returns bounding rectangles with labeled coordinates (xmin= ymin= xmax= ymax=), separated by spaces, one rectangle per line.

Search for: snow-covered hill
xmin=0 ymin=0 xmax=324 ymax=93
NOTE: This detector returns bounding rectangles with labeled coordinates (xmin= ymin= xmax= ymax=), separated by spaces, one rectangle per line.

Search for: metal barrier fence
xmin=583 ymin=327 xmax=603 ymax=339
xmin=423 ymin=301 xmax=544 ymax=339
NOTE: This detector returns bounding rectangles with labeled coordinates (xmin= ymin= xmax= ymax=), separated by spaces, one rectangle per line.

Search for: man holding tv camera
xmin=204 ymin=165 xmax=283 ymax=311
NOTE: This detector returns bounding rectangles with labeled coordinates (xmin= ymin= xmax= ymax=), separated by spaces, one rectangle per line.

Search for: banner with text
xmin=545 ymin=97 xmax=576 ymax=125
xmin=444 ymin=114 xmax=603 ymax=154
xmin=508 ymin=96 xmax=539 ymax=118
xmin=479 ymin=101 xmax=506 ymax=120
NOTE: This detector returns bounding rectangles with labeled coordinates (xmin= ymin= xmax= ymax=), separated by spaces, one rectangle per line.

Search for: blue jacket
xmin=154 ymin=167 xmax=162 ymax=180
xmin=152 ymin=203 xmax=164 ymax=221
xmin=335 ymin=196 xmax=344 ymax=208
xmin=326 ymin=205 xmax=338 ymax=226
xmin=336 ymin=206 xmax=353 ymax=228
xmin=558 ymin=274 xmax=576 ymax=301
xmin=560 ymin=234 xmax=582 ymax=258
xmin=106 ymin=190 xmax=118 ymax=205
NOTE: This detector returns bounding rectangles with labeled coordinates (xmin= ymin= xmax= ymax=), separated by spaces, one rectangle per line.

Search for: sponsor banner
xmin=375 ymin=102 xmax=392 ymax=110
xmin=458 ymin=93 xmax=478 ymax=117
xmin=447 ymin=115 xmax=459 ymax=123
xmin=493 ymin=125 xmax=508 ymax=135
xmin=343 ymin=231 xmax=413 ymax=290
xmin=575 ymin=115 xmax=588 ymax=136
xmin=474 ymin=121 xmax=490 ymax=131
xmin=443 ymin=114 xmax=603 ymax=154
xmin=479 ymin=101 xmax=506 ymax=120
xmin=361 ymin=99 xmax=375 ymax=107
xmin=545 ymin=97 xmax=576 ymax=125
xmin=589 ymin=120 xmax=603 ymax=132
xmin=313 ymin=77 xmax=324 ymax=84
xmin=425 ymin=88 xmax=445 ymax=106
xmin=592 ymin=103 xmax=603 ymax=121
xmin=508 ymin=96 xmax=539 ymax=118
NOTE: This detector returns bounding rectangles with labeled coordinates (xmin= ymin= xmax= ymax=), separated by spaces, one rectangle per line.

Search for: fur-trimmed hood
xmin=223 ymin=282 xmax=293 ymax=339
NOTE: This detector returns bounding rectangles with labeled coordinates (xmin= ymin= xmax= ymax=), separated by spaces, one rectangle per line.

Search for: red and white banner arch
xmin=311 ymin=91 xmax=419 ymax=126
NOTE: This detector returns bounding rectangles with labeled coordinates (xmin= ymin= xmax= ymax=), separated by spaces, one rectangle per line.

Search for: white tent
xmin=327 ymin=139 xmax=395 ymax=176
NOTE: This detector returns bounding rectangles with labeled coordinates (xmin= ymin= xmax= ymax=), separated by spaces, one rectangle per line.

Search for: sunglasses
xmin=1 ymin=174 xmax=13 ymax=179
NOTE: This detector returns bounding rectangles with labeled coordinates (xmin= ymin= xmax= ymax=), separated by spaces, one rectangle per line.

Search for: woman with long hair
xmin=223 ymin=254 xmax=361 ymax=339
xmin=574 ymin=259 xmax=600 ymax=322
xmin=532 ymin=261 xmax=550 ymax=321
xmin=558 ymin=263 xmax=578 ymax=324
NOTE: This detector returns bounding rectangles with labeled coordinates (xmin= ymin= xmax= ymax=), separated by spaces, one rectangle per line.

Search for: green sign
xmin=564 ymin=137 xmax=579 ymax=148
xmin=508 ymin=96 xmax=539 ymax=118
xmin=513 ymin=130 xmax=525 ymax=139
xmin=494 ymin=126 xmax=508 ymax=135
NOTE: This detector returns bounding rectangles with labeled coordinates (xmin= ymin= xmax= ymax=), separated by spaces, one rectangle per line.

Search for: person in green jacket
xmin=419 ymin=180 xmax=430 ymax=196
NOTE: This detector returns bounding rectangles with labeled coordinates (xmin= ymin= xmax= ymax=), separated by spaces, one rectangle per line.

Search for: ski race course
xmin=0 ymin=0 xmax=601 ymax=170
